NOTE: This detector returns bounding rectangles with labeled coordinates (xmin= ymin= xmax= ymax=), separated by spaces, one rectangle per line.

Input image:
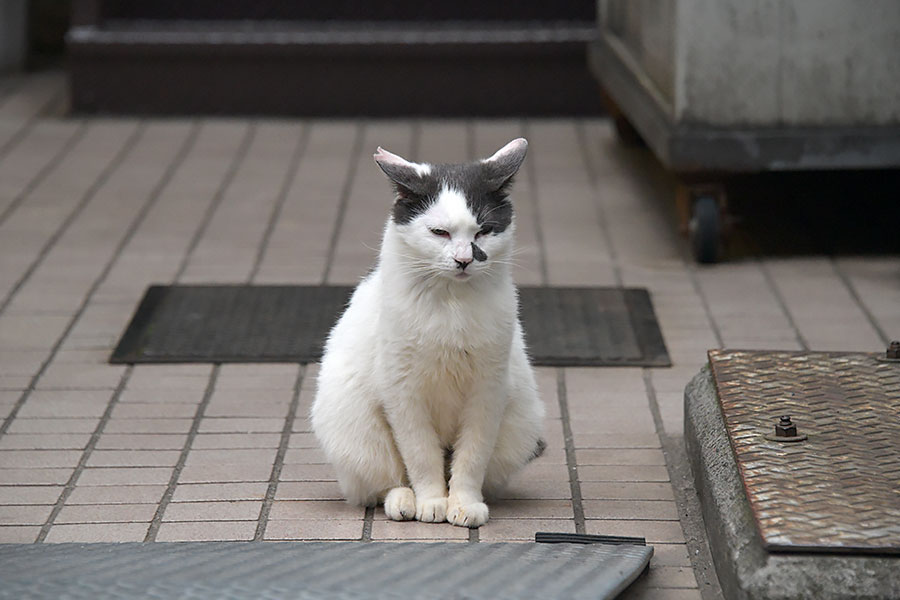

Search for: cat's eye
xmin=476 ymin=225 xmax=493 ymax=238
xmin=430 ymin=228 xmax=450 ymax=238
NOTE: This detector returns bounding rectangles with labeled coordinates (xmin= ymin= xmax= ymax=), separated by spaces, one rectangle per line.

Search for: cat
xmin=311 ymin=138 xmax=544 ymax=528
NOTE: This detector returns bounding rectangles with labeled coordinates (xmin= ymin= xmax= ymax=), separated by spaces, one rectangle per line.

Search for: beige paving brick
xmin=0 ymin=433 xmax=91 ymax=450
xmin=282 ymin=448 xmax=327 ymax=463
xmin=16 ymin=390 xmax=110 ymax=418
xmin=0 ymin=449 xmax=82 ymax=469
xmin=650 ymin=544 xmax=693 ymax=567
xmin=171 ymin=482 xmax=269 ymax=502
xmin=155 ymin=520 xmax=256 ymax=541
xmin=274 ymin=481 xmax=343 ymax=501
xmin=56 ymin=503 xmax=157 ymax=524
xmin=265 ymin=519 xmax=362 ymax=540
xmin=45 ymin=522 xmax=150 ymax=543
xmin=6 ymin=418 xmax=99 ymax=434
xmin=203 ymin=399 xmax=290 ymax=418
xmin=370 ymin=519 xmax=468 ymax=540
xmin=497 ymin=479 xmax=571 ymax=500
xmin=127 ymin=367 xmax=212 ymax=390
xmin=278 ymin=464 xmax=337 ymax=482
xmin=511 ymin=462 xmax=569 ymax=482
xmin=269 ymin=500 xmax=365 ymax=520
xmin=586 ymin=519 xmax=685 ymax=543
xmin=578 ymin=466 xmax=670 ymax=483
xmin=0 ymin=468 xmax=73 ymax=485
xmin=580 ymin=482 xmax=675 ymax=501
xmin=77 ymin=467 xmax=173 ymax=486
xmin=583 ymin=500 xmax=679 ymax=520
xmin=183 ymin=448 xmax=277 ymax=466
xmin=191 ymin=433 xmax=282 ymax=449
xmin=0 ymin=504 xmax=53 ymax=525
xmin=104 ymin=418 xmax=192 ymax=434
xmin=110 ymin=403 xmax=198 ymax=419
xmin=118 ymin=389 xmax=204 ymax=404
xmin=162 ymin=500 xmax=262 ymax=522
xmin=66 ymin=485 xmax=165 ymax=505
xmin=86 ymin=450 xmax=181 ymax=467
xmin=287 ymin=433 xmax=320 ymax=449
xmin=576 ymin=448 xmax=666 ymax=466
xmin=35 ymin=363 xmax=125 ymax=390
xmin=94 ymin=434 xmax=188 ymax=450
xmin=0 ymin=525 xmax=40 ymax=542
xmin=178 ymin=463 xmax=273 ymax=484
xmin=480 ymin=518 xmax=575 ymax=541
xmin=620 ymin=585 xmax=702 ymax=600
xmin=198 ymin=418 xmax=285 ymax=433
xmin=641 ymin=566 xmax=698 ymax=589
xmin=488 ymin=499 xmax=574 ymax=519
xmin=0 ymin=485 xmax=63 ymax=504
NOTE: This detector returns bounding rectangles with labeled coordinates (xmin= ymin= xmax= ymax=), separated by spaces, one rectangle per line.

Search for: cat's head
xmin=374 ymin=138 xmax=527 ymax=283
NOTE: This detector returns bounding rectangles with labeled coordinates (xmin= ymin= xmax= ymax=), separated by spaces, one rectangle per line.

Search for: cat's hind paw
xmin=415 ymin=497 xmax=448 ymax=523
xmin=447 ymin=501 xmax=489 ymax=528
xmin=384 ymin=487 xmax=416 ymax=521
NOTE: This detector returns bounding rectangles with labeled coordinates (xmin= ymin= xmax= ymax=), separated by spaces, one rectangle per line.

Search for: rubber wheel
xmin=689 ymin=195 xmax=721 ymax=263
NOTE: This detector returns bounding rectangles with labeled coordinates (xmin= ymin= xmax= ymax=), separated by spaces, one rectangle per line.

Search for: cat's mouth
xmin=454 ymin=271 xmax=472 ymax=280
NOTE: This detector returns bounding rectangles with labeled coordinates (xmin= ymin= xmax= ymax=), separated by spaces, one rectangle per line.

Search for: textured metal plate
xmin=0 ymin=542 xmax=653 ymax=600
xmin=708 ymin=350 xmax=900 ymax=554
xmin=110 ymin=285 xmax=670 ymax=367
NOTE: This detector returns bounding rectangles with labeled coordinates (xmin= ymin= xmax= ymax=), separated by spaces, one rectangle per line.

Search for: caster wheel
xmin=689 ymin=195 xmax=721 ymax=263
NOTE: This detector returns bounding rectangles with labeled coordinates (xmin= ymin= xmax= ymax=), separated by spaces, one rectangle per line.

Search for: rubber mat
xmin=0 ymin=541 xmax=653 ymax=600
xmin=110 ymin=285 xmax=669 ymax=366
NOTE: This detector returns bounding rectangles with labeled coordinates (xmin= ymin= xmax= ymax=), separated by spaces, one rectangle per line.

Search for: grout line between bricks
xmin=144 ymin=365 xmax=221 ymax=542
xmin=321 ymin=122 xmax=365 ymax=285
xmin=0 ymin=120 xmax=89 ymax=228
xmin=642 ymin=369 xmax=724 ymax=600
xmin=756 ymin=260 xmax=809 ymax=350
xmin=575 ymin=120 xmax=623 ymax=287
xmin=556 ymin=368 xmax=585 ymax=534
xmin=521 ymin=120 xmax=549 ymax=287
xmin=0 ymin=121 xmax=143 ymax=319
xmin=172 ymin=122 xmax=257 ymax=282
xmin=248 ymin=122 xmax=311 ymax=282
xmin=682 ymin=261 xmax=725 ymax=349
xmin=35 ymin=366 xmax=134 ymax=542
xmin=361 ymin=506 xmax=375 ymax=542
xmin=830 ymin=259 xmax=891 ymax=345
xmin=0 ymin=85 xmax=66 ymax=161
xmin=254 ymin=365 xmax=306 ymax=541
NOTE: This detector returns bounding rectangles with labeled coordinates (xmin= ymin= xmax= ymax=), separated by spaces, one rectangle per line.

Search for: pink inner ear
xmin=373 ymin=146 xmax=411 ymax=166
xmin=485 ymin=138 xmax=528 ymax=163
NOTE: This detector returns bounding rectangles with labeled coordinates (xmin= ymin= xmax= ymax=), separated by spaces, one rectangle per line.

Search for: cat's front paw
xmin=415 ymin=497 xmax=448 ymax=523
xmin=384 ymin=487 xmax=416 ymax=521
xmin=447 ymin=501 xmax=489 ymax=528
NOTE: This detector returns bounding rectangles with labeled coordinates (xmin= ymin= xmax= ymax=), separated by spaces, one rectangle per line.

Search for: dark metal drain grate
xmin=0 ymin=542 xmax=653 ymax=600
xmin=708 ymin=349 xmax=900 ymax=554
xmin=110 ymin=285 xmax=669 ymax=366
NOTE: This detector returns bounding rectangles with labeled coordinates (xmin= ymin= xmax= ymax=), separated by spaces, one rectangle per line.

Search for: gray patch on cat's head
xmin=374 ymin=139 xmax=528 ymax=229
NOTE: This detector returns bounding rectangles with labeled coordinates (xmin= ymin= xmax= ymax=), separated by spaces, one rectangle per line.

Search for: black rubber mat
xmin=110 ymin=285 xmax=669 ymax=366
xmin=0 ymin=541 xmax=653 ymax=600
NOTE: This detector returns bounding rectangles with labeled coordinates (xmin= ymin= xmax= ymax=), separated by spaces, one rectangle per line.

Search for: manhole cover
xmin=708 ymin=350 xmax=900 ymax=554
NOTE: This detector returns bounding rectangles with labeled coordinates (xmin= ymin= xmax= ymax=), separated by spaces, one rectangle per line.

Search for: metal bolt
xmin=775 ymin=415 xmax=798 ymax=438
xmin=888 ymin=341 xmax=900 ymax=360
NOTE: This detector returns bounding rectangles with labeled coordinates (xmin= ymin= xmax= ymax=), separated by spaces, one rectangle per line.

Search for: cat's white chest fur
xmin=311 ymin=138 xmax=544 ymax=529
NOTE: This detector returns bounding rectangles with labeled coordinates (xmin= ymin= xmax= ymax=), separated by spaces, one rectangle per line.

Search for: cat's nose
xmin=454 ymin=258 xmax=472 ymax=270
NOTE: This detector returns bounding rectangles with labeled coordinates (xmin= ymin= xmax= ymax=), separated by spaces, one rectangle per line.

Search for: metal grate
xmin=708 ymin=349 xmax=900 ymax=554
xmin=0 ymin=541 xmax=652 ymax=600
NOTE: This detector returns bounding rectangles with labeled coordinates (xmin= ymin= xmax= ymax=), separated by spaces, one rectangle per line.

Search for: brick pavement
xmin=1 ymin=71 xmax=899 ymax=600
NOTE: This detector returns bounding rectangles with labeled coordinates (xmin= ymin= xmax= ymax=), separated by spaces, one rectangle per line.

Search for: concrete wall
xmin=600 ymin=0 xmax=900 ymax=126
xmin=0 ymin=0 xmax=27 ymax=72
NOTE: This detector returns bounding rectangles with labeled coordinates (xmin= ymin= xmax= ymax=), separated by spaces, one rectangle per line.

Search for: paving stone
xmin=178 ymin=463 xmax=273 ymax=484
xmin=103 ymin=419 xmax=192 ymax=434
xmin=0 ymin=449 xmax=83 ymax=469
xmin=268 ymin=500 xmax=365 ymax=520
xmin=575 ymin=448 xmax=667 ymax=466
xmin=77 ymin=467 xmax=173 ymax=486
xmin=66 ymin=485 xmax=166 ymax=505
xmin=265 ymin=519 xmax=363 ymax=541
xmin=190 ymin=433 xmax=282 ymax=449
xmin=582 ymin=500 xmax=679 ymax=521
xmin=0 ymin=468 xmax=74 ymax=485
xmin=155 ymin=520 xmax=256 ymax=542
xmin=0 ymin=504 xmax=53 ymax=525
xmin=94 ymin=434 xmax=187 ymax=450
xmin=0 ymin=434 xmax=91 ymax=450
xmin=278 ymin=464 xmax=337 ymax=481
xmin=56 ymin=503 xmax=157 ymax=524
xmin=282 ymin=448 xmax=327 ymax=463
xmin=0 ymin=485 xmax=63 ymax=504
xmin=45 ymin=522 xmax=150 ymax=543
xmin=578 ymin=466 xmax=670 ymax=483
xmin=162 ymin=500 xmax=262 ymax=522
xmin=579 ymin=482 xmax=675 ymax=501
xmin=183 ymin=448 xmax=277 ymax=466
xmin=479 ymin=518 xmax=575 ymax=541
xmin=86 ymin=450 xmax=181 ymax=467
xmin=370 ymin=519 xmax=468 ymax=541
xmin=585 ymin=519 xmax=685 ymax=544
xmin=274 ymin=481 xmax=344 ymax=501
xmin=171 ymin=482 xmax=269 ymax=503
xmin=198 ymin=417 xmax=285 ymax=433
xmin=0 ymin=525 xmax=40 ymax=543
xmin=488 ymin=499 xmax=575 ymax=520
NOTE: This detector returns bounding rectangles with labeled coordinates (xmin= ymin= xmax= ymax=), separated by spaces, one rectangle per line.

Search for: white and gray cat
xmin=311 ymin=138 xmax=544 ymax=528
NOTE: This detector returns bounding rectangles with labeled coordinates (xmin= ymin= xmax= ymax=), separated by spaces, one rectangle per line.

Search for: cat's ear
xmin=481 ymin=138 xmax=528 ymax=191
xmin=373 ymin=147 xmax=432 ymax=196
